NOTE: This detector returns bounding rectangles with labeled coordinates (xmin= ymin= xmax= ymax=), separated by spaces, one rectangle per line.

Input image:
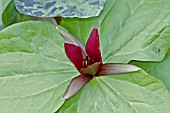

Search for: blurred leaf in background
xmin=14 ymin=0 xmax=106 ymax=18
xmin=0 ymin=0 xmax=11 ymax=30
xmin=2 ymin=0 xmax=30 ymax=27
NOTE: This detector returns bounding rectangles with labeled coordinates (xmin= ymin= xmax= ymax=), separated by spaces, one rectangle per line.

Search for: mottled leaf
xmin=0 ymin=21 xmax=78 ymax=113
xmin=14 ymin=0 xmax=106 ymax=18
xmin=58 ymin=70 xmax=170 ymax=113
xmin=30 ymin=16 xmax=57 ymax=24
xmin=60 ymin=0 xmax=170 ymax=63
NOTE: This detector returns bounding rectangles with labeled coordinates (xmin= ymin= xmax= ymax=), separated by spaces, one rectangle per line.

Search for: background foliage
xmin=0 ymin=0 xmax=170 ymax=113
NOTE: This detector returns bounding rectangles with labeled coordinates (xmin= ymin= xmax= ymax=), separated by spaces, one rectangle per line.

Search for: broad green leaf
xmin=60 ymin=0 xmax=170 ymax=63
xmin=14 ymin=0 xmax=106 ymax=18
xmin=0 ymin=0 xmax=11 ymax=30
xmin=2 ymin=0 xmax=30 ymax=27
xmin=58 ymin=70 xmax=170 ymax=113
xmin=0 ymin=13 xmax=170 ymax=113
xmin=131 ymin=49 xmax=170 ymax=92
xmin=0 ymin=21 xmax=78 ymax=113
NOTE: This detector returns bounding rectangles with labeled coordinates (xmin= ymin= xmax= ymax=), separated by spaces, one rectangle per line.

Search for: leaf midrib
xmin=0 ymin=75 xmax=73 ymax=99
xmin=96 ymin=76 xmax=165 ymax=113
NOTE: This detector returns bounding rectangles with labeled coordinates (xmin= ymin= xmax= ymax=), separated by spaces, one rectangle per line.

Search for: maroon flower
xmin=57 ymin=26 xmax=140 ymax=99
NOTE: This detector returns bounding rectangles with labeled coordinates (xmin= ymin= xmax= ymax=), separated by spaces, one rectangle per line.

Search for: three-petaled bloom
xmin=57 ymin=26 xmax=140 ymax=99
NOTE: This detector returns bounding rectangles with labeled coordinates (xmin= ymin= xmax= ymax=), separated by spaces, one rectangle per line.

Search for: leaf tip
xmin=124 ymin=64 xmax=141 ymax=73
xmin=63 ymin=87 xmax=78 ymax=100
xmin=132 ymin=65 xmax=141 ymax=72
xmin=56 ymin=26 xmax=58 ymax=30
xmin=63 ymin=92 xmax=71 ymax=100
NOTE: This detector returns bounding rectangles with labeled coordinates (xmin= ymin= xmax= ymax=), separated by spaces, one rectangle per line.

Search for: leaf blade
xmin=131 ymin=49 xmax=170 ymax=92
xmin=0 ymin=21 xmax=77 ymax=113
xmin=60 ymin=0 xmax=170 ymax=63
xmin=0 ymin=0 xmax=11 ymax=30
xmin=58 ymin=70 xmax=170 ymax=113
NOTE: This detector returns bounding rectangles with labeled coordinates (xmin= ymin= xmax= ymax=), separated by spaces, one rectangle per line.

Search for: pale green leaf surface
xmin=58 ymin=70 xmax=170 ymax=113
xmin=131 ymin=49 xmax=170 ymax=92
xmin=14 ymin=0 xmax=106 ymax=18
xmin=0 ymin=21 xmax=78 ymax=113
xmin=60 ymin=0 xmax=170 ymax=63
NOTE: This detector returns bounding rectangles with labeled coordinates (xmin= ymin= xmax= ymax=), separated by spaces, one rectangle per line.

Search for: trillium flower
xmin=57 ymin=26 xmax=140 ymax=99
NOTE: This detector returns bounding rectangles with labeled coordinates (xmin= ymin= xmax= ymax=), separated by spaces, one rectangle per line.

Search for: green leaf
xmin=58 ymin=70 xmax=170 ymax=113
xmin=60 ymin=0 xmax=170 ymax=63
xmin=131 ymin=49 xmax=170 ymax=92
xmin=14 ymin=0 xmax=106 ymax=18
xmin=0 ymin=21 xmax=78 ymax=113
xmin=2 ymin=0 xmax=30 ymax=27
xmin=0 ymin=0 xmax=11 ymax=30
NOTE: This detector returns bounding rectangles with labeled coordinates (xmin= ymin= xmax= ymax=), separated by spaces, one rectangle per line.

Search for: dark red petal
xmin=64 ymin=43 xmax=84 ymax=71
xmin=80 ymin=62 xmax=102 ymax=75
xmin=63 ymin=74 xmax=93 ymax=99
xmin=85 ymin=28 xmax=102 ymax=62
xmin=97 ymin=63 xmax=140 ymax=76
